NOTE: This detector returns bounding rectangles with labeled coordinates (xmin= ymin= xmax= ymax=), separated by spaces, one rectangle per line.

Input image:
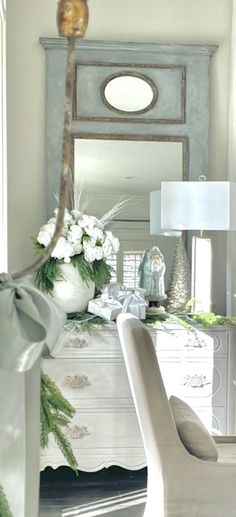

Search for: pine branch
xmin=65 ymin=312 xmax=107 ymax=332
xmin=71 ymin=254 xmax=94 ymax=285
xmin=0 ymin=485 xmax=13 ymax=517
xmin=35 ymin=258 xmax=64 ymax=293
xmin=53 ymin=426 xmax=78 ymax=472
xmin=41 ymin=372 xmax=75 ymax=417
xmin=40 ymin=372 xmax=78 ymax=471
xmin=92 ymin=260 xmax=113 ymax=290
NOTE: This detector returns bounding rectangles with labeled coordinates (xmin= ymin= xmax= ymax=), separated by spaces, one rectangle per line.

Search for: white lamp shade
xmin=150 ymin=190 xmax=181 ymax=236
xmin=161 ymin=181 xmax=236 ymax=230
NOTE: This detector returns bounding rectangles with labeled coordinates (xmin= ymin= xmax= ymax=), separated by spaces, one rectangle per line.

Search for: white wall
xmin=6 ymin=0 xmax=232 ymax=313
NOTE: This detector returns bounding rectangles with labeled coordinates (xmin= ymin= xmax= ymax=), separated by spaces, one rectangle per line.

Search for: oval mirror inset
xmin=102 ymin=73 xmax=158 ymax=114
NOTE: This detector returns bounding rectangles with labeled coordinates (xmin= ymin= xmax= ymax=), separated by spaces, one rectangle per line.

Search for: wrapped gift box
xmin=122 ymin=288 xmax=147 ymax=320
xmin=88 ymin=297 xmax=122 ymax=321
xmin=88 ymin=286 xmax=147 ymax=321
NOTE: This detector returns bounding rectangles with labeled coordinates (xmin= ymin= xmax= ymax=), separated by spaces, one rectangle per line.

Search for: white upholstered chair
xmin=117 ymin=313 xmax=236 ymax=517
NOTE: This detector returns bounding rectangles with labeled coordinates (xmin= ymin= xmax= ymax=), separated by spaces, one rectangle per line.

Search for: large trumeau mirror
xmin=40 ymin=38 xmax=217 ymax=290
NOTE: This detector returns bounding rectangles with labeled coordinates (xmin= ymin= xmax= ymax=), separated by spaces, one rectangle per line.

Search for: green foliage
xmin=71 ymin=254 xmax=94 ymax=286
xmin=0 ymin=485 xmax=13 ymax=517
xmin=92 ymin=259 xmax=113 ymax=290
xmin=31 ymin=235 xmax=44 ymax=254
xmin=35 ymin=258 xmax=64 ymax=294
xmin=66 ymin=312 xmax=107 ymax=332
xmin=41 ymin=372 xmax=78 ymax=472
xmin=146 ymin=309 xmax=236 ymax=329
xmin=190 ymin=312 xmax=236 ymax=328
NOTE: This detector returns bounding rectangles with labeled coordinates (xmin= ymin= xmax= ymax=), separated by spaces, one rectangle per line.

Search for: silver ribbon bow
xmin=0 ymin=273 xmax=65 ymax=371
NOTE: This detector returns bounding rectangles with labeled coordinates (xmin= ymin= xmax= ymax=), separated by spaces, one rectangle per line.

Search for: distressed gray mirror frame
xmin=40 ymin=38 xmax=217 ymax=218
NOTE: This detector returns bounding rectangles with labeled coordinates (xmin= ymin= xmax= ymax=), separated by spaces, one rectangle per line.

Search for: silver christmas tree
xmin=167 ymin=235 xmax=191 ymax=312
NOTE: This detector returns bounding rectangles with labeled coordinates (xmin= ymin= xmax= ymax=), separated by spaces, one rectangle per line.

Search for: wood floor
xmin=39 ymin=466 xmax=147 ymax=516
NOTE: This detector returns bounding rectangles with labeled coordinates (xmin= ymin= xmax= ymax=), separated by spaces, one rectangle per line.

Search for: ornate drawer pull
xmin=183 ymin=374 xmax=210 ymax=388
xmin=184 ymin=329 xmax=207 ymax=349
xmin=66 ymin=425 xmax=90 ymax=440
xmin=64 ymin=337 xmax=88 ymax=349
xmin=63 ymin=375 xmax=91 ymax=389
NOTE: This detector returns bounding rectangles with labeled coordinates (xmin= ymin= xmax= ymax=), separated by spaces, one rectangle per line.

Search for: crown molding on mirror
xmin=40 ymin=37 xmax=217 ymax=56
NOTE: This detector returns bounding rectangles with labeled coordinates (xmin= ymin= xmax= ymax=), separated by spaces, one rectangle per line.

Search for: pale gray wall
xmin=6 ymin=0 xmax=232 ymax=313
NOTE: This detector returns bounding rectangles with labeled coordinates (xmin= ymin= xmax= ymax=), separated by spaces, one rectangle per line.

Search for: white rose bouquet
xmin=33 ymin=204 xmax=121 ymax=294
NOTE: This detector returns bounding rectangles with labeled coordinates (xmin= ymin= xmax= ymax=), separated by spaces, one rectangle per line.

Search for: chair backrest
xmin=117 ymin=313 xmax=180 ymax=463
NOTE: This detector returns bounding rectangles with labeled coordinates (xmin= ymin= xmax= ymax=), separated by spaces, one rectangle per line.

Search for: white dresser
xmin=41 ymin=324 xmax=236 ymax=471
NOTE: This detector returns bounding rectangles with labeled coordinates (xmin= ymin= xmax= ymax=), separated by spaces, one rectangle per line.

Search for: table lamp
xmin=161 ymin=180 xmax=236 ymax=312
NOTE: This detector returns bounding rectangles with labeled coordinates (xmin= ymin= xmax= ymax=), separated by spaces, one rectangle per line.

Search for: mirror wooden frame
xmin=40 ymin=38 xmax=217 ymax=218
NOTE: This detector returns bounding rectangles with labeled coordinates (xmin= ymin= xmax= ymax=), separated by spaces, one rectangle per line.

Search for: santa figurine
xmin=139 ymin=246 xmax=166 ymax=304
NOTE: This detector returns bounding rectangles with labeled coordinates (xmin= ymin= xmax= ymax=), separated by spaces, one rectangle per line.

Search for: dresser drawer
xmin=151 ymin=328 xmax=228 ymax=357
xmin=42 ymin=358 xmax=131 ymax=400
xmin=47 ymin=410 xmax=143 ymax=450
xmin=159 ymin=357 xmax=227 ymax=406
xmin=52 ymin=327 xmax=122 ymax=358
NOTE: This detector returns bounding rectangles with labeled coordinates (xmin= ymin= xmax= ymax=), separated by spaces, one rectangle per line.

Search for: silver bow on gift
xmin=0 ymin=273 xmax=65 ymax=517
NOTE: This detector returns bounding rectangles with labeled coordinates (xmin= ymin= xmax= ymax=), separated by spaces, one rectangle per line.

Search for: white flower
xmin=54 ymin=207 xmax=74 ymax=225
xmin=94 ymin=246 xmax=103 ymax=261
xmin=51 ymin=236 xmax=74 ymax=262
xmin=37 ymin=222 xmax=56 ymax=247
xmin=83 ymin=237 xmax=97 ymax=249
xmin=67 ymin=224 xmax=83 ymax=243
xmin=80 ymin=214 xmax=98 ymax=229
xmin=71 ymin=209 xmax=83 ymax=221
xmin=72 ymin=242 xmax=83 ymax=254
xmin=84 ymin=245 xmax=97 ymax=263
xmin=36 ymin=207 xmax=120 ymax=265
xmin=102 ymin=239 xmax=113 ymax=258
xmin=85 ymin=226 xmax=105 ymax=241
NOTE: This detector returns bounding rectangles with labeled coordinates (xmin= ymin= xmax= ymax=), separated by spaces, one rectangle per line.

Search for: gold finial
xmin=57 ymin=0 xmax=89 ymax=38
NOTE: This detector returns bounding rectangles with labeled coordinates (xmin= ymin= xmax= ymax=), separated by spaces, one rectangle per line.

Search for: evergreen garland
xmin=40 ymin=372 xmax=78 ymax=472
xmin=145 ymin=310 xmax=236 ymax=329
xmin=0 ymin=485 xmax=13 ymax=517
xmin=66 ymin=311 xmax=107 ymax=332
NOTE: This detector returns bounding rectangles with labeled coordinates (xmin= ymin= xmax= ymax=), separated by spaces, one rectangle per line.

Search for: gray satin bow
xmin=0 ymin=273 xmax=65 ymax=371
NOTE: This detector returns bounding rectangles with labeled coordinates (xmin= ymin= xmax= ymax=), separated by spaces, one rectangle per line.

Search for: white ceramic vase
xmin=51 ymin=262 xmax=95 ymax=314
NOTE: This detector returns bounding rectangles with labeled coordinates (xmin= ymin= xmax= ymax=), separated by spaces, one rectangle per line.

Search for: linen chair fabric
xmin=117 ymin=313 xmax=236 ymax=517
xmin=169 ymin=395 xmax=218 ymax=461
